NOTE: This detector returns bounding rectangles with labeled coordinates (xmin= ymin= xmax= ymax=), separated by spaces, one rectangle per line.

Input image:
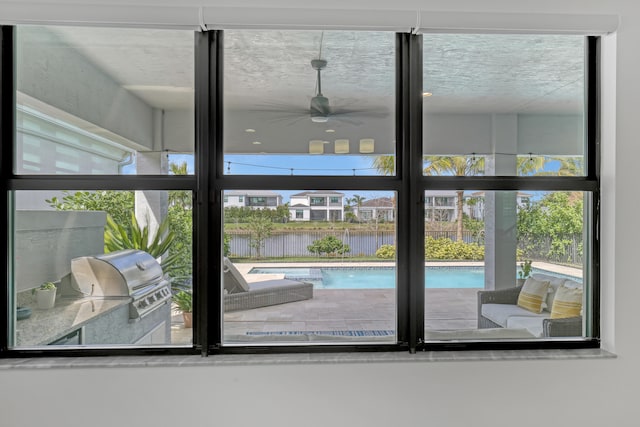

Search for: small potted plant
xmin=34 ymin=281 xmax=57 ymax=309
xmin=517 ymin=260 xmax=533 ymax=286
xmin=172 ymin=291 xmax=193 ymax=328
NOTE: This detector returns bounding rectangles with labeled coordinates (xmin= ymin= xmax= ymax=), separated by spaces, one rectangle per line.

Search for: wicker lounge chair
xmin=223 ymin=258 xmax=313 ymax=312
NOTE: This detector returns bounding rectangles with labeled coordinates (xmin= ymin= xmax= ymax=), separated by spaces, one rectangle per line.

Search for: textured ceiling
xmin=46 ymin=27 xmax=584 ymax=154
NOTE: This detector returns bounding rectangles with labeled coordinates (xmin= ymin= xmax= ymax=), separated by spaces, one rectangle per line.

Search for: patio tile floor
xmin=171 ymin=288 xmax=480 ymax=345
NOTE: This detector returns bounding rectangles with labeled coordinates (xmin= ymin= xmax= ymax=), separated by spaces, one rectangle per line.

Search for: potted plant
xmin=34 ymin=281 xmax=57 ymax=309
xmin=172 ymin=290 xmax=193 ymax=328
xmin=517 ymin=260 xmax=533 ymax=286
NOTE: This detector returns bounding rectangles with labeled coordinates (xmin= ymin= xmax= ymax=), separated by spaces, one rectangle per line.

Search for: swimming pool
xmin=248 ymin=266 xmax=581 ymax=289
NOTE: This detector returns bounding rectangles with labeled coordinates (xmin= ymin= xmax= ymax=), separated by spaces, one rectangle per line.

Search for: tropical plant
xmin=518 ymin=259 xmax=533 ymax=279
xmin=307 ymin=235 xmax=350 ymax=257
xmin=105 ymin=212 xmax=181 ymax=275
xmin=172 ymin=290 xmax=193 ymax=313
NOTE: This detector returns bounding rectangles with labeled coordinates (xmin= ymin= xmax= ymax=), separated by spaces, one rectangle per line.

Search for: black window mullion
xmin=420 ymin=176 xmax=599 ymax=192
xmin=8 ymin=175 xmax=196 ymax=191
xmin=195 ymin=30 xmax=222 ymax=355
xmin=405 ymin=33 xmax=424 ymax=353
xmin=0 ymin=26 xmax=15 ymax=354
xmin=587 ymin=36 xmax=601 ymax=340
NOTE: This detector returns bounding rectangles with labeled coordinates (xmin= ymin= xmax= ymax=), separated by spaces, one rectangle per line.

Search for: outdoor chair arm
xmin=543 ymin=316 xmax=582 ymax=337
xmin=477 ymin=286 xmax=521 ymax=305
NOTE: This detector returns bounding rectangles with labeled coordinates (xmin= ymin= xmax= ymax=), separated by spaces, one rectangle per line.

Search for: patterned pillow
xmin=550 ymin=285 xmax=583 ymax=319
xmin=517 ymin=277 xmax=550 ymax=313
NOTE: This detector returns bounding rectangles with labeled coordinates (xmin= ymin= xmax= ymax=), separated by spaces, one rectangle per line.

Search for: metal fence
xmin=518 ymin=235 xmax=583 ymax=265
xmin=227 ymin=230 xmax=474 ymax=258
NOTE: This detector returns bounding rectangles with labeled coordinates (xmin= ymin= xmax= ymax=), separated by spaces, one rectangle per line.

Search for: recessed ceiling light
xmin=322 ymin=140 xmax=330 ymax=144
xmin=422 ymin=92 xmax=433 ymax=97
xmin=252 ymin=141 xmax=262 ymax=145
xmin=245 ymin=128 xmax=256 ymax=133
xmin=325 ymin=129 xmax=335 ymax=133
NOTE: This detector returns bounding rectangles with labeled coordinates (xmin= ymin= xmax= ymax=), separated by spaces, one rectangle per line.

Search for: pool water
xmin=321 ymin=268 xmax=484 ymax=289
xmin=248 ymin=266 xmax=581 ymax=289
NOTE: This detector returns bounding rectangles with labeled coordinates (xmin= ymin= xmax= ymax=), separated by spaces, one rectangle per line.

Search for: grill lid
xmin=60 ymin=249 xmax=164 ymax=297
xmin=60 ymin=249 xmax=171 ymax=320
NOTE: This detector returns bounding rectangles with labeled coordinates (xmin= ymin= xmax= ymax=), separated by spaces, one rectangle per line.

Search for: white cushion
xmin=531 ymin=273 xmax=566 ymax=310
xmin=506 ymin=316 xmax=546 ymax=337
xmin=481 ymin=303 xmax=548 ymax=328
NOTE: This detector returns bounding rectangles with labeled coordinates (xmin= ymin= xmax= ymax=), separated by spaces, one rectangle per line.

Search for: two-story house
xmin=289 ymin=191 xmax=344 ymax=221
xmin=223 ymin=190 xmax=282 ymax=210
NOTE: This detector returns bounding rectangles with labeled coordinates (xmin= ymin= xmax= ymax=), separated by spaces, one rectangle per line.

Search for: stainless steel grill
xmin=59 ymin=249 xmax=172 ymax=320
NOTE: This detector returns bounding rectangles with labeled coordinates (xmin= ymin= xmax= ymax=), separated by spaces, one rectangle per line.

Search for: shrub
xmin=425 ymin=237 xmax=484 ymax=260
xmin=307 ymin=235 xmax=350 ymax=257
xmin=375 ymin=244 xmax=396 ymax=259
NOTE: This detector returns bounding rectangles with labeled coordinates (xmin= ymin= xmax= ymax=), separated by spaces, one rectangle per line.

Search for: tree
xmin=351 ymin=194 xmax=367 ymax=220
xmin=46 ymin=190 xmax=134 ymax=232
xmin=517 ymin=191 xmax=583 ymax=263
xmin=168 ymin=161 xmax=192 ymax=209
xmin=247 ymin=210 xmax=274 ymax=259
xmin=423 ymin=156 xmax=485 ymax=242
xmin=517 ymin=155 xmax=547 ymax=176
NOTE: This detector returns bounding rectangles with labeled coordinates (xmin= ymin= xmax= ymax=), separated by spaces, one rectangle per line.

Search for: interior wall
xmin=0 ymin=1 xmax=637 ymax=426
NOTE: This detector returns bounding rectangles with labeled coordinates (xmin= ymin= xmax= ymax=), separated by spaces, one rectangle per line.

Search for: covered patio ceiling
xmin=45 ymin=27 xmax=585 ymax=156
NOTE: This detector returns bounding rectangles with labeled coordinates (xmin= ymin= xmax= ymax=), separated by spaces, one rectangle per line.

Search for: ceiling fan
xmin=249 ymin=49 xmax=389 ymax=125
xmin=309 ymin=58 xmax=331 ymax=123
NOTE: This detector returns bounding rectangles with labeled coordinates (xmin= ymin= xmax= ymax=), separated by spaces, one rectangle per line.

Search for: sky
xmin=121 ymin=153 xmax=575 ymax=203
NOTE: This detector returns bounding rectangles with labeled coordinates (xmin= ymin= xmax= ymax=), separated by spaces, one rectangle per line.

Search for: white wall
xmin=0 ymin=1 xmax=636 ymax=426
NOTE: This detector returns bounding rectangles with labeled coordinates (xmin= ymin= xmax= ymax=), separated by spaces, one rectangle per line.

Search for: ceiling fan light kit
xmin=334 ymin=139 xmax=350 ymax=154
xmin=359 ymin=138 xmax=375 ymax=153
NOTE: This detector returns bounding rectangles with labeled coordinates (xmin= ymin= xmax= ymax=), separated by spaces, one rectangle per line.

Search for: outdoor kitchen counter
xmin=15 ymin=297 xmax=131 ymax=346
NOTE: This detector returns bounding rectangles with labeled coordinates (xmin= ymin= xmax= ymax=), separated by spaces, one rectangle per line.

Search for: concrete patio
xmin=171 ymin=261 xmax=581 ymax=345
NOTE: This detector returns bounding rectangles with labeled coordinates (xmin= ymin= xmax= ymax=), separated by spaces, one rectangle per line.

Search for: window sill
xmin=0 ymin=348 xmax=615 ymax=370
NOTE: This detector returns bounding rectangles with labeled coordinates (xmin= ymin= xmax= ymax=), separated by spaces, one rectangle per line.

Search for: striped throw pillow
xmin=517 ymin=277 xmax=550 ymax=313
xmin=550 ymin=285 xmax=583 ymax=319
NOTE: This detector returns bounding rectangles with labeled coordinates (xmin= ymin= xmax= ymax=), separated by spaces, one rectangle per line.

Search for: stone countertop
xmin=15 ymin=296 xmax=130 ymax=346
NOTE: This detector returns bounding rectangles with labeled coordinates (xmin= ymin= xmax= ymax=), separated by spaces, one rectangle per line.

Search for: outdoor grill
xmin=59 ymin=249 xmax=172 ymax=321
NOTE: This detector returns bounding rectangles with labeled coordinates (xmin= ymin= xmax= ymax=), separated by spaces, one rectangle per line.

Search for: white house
xmin=354 ymin=197 xmax=395 ymax=222
xmin=424 ymin=190 xmax=458 ymax=222
xmin=223 ymin=190 xmax=282 ymax=209
xmin=464 ymin=191 xmax=533 ymax=220
xmin=289 ymin=191 xmax=344 ymax=221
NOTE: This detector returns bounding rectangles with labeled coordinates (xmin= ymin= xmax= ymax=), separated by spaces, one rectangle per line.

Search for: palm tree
xmin=351 ymin=194 xmax=367 ymax=221
xmin=168 ymin=161 xmax=191 ymax=208
xmin=517 ymin=155 xmax=547 ymax=176
xmin=423 ymin=156 xmax=485 ymax=242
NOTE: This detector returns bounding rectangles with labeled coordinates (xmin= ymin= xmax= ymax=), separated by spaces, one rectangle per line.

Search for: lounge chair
xmin=223 ymin=258 xmax=313 ymax=312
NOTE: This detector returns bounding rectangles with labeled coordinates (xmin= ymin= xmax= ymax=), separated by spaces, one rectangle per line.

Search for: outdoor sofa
xmin=223 ymin=258 xmax=313 ymax=312
xmin=477 ymin=273 xmax=583 ymax=338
